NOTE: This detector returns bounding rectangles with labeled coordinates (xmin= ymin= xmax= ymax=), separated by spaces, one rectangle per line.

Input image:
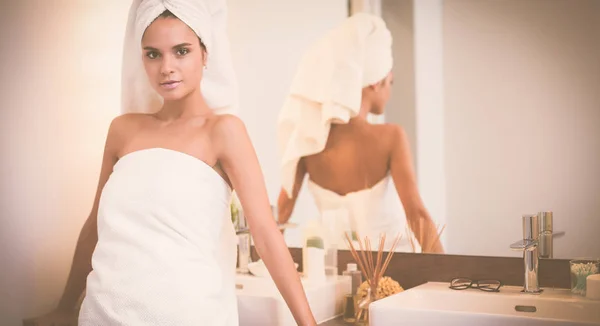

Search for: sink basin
xmin=370 ymin=282 xmax=600 ymax=326
xmin=235 ymin=273 xmax=350 ymax=326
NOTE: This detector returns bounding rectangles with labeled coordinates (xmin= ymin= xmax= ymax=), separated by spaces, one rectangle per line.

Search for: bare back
xmin=303 ymin=119 xmax=396 ymax=196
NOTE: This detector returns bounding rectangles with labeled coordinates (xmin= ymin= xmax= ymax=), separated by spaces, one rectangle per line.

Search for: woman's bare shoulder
xmin=371 ymin=122 xmax=406 ymax=140
xmin=113 ymin=112 xmax=154 ymax=126
xmin=371 ymin=123 xmax=409 ymax=153
xmin=106 ymin=113 xmax=153 ymax=149
xmin=209 ymin=113 xmax=247 ymax=139
xmin=381 ymin=123 xmax=407 ymax=137
xmin=208 ymin=114 xmax=252 ymax=156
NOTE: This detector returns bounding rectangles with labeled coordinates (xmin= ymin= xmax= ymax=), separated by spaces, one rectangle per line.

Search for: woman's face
xmin=141 ymin=16 xmax=206 ymax=102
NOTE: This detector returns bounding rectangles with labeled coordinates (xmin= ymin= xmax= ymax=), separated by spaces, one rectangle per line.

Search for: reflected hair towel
xmin=277 ymin=13 xmax=393 ymax=197
xmin=121 ymin=0 xmax=238 ymax=115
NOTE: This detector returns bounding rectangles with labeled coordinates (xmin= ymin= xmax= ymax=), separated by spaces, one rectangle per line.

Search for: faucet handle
xmin=510 ymin=239 xmax=537 ymax=251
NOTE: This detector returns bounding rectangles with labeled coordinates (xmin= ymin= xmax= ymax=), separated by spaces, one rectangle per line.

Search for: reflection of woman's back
xmin=277 ymin=13 xmax=444 ymax=253
xmin=303 ymin=119 xmax=406 ymax=247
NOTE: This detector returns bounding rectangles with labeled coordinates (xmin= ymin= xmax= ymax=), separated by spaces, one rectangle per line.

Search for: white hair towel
xmin=121 ymin=0 xmax=238 ymax=115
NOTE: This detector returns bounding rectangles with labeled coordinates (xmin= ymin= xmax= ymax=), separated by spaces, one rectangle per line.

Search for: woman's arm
xmin=277 ymin=158 xmax=307 ymax=226
xmin=388 ymin=125 xmax=444 ymax=253
xmin=214 ymin=115 xmax=316 ymax=326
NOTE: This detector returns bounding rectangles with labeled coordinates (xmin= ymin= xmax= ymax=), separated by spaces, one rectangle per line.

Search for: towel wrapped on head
xmin=121 ymin=0 xmax=238 ymax=115
xmin=278 ymin=13 xmax=393 ymax=197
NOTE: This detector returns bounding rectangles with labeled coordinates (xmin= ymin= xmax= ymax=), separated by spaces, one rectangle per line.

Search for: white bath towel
xmin=278 ymin=13 xmax=393 ymax=197
xmin=78 ymin=148 xmax=239 ymax=325
xmin=121 ymin=0 xmax=238 ymax=115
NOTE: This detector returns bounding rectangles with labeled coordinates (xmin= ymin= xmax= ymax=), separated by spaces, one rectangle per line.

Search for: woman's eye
xmin=176 ymin=48 xmax=189 ymax=56
xmin=146 ymin=51 xmax=159 ymax=59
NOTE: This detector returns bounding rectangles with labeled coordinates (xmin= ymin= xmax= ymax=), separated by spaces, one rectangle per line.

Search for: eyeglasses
xmin=449 ymin=278 xmax=502 ymax=292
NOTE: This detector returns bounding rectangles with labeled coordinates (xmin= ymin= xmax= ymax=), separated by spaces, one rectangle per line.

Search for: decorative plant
xmin=306 ymin=236 xmax=325 ymax=249
xmin=230 ymin=191 xmax=242 ymax=226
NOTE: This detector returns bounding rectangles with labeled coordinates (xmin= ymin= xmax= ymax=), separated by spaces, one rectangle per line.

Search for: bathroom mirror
xmin=229 ymin=0 xmax=600 ymax=260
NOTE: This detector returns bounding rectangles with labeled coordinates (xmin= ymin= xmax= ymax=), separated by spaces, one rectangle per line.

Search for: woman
xmin=277 ymin=13 xmax=444 ymax=253
xmin=23 ymin=1 xmax=316 ymax=325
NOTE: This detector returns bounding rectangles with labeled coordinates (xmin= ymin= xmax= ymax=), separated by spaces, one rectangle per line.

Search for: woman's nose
xmin=160 ymin=56 xmax=175 ymax=76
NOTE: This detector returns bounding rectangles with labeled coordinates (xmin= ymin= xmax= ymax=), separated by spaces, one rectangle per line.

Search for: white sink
xmin=235 ymin=273 xmax=351 ymax=326
xmin=370 ymin=282 xmax=600 ymax=326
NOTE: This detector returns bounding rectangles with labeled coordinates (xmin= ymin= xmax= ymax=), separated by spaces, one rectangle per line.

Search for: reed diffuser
xmin=344 ymin=232 xmax=402 ymax=325
xmin=406 ymin=222 xmax=446 ymax=253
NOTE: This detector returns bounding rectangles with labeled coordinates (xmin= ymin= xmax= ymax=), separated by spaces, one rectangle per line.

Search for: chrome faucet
xmin=510 ymin=214 xmax=542 ymax=294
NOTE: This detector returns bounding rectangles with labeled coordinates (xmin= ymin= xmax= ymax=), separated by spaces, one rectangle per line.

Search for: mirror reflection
xmin=230 ymin=0 xmax=599 ymax=259
xmin=273 ymin=12 xmax=443 ymax=255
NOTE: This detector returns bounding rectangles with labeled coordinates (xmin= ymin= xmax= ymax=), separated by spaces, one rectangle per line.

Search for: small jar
xmin=570 ymin=258 xmax=600 ymax=296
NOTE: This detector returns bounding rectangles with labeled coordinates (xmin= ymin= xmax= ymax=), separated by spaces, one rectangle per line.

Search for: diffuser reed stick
xmin=344 ymin=232 xmax=403 ymax=324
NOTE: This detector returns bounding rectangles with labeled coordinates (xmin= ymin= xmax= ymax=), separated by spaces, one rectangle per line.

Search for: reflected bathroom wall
xmin=439 ymin=0 xmax=600 ymax=258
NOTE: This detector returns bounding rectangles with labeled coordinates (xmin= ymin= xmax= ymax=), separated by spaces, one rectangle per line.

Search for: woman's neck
xmin=157 ymin=90 xmax=212 ymax=121
xmin=348 ymin=102 xmax=371 ymax=124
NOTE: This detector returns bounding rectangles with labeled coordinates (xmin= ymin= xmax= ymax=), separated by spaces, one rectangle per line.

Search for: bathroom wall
xmin=0 ymin=1 xmax=348 ymax=325
xmin=0 ymin=1 xmax=130 ymax=325
xmin=442 ymin=0 xmax=600 ymax=257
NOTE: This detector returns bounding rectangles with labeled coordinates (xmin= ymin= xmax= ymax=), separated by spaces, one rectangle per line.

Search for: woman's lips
xmin=160 ymin=80 xmax=182 ymax=89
